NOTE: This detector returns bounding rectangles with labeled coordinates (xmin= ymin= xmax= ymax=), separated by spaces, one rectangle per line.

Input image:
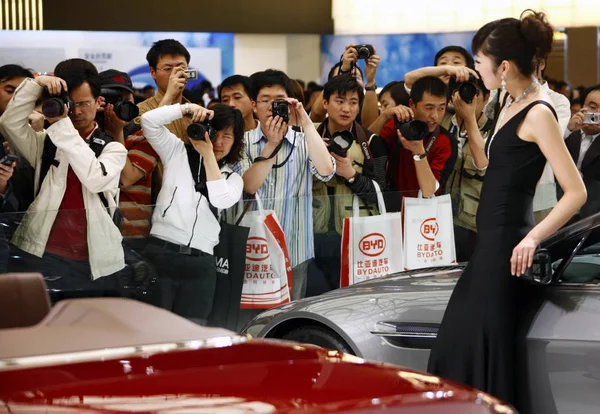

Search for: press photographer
xmin=141 ymin=102 xmax=244 ymax=325
xmin=380 ymin=76 xmax=454 ymax=208
xmin=0 ymin=65 xmax=127 ymax=287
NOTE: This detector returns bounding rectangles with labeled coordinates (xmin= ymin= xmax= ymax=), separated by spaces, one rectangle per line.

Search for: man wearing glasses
xmin=137 ymin=39 xmax=193 ymax=143
xmin=0 ymin=61 xmax=128 ymax=290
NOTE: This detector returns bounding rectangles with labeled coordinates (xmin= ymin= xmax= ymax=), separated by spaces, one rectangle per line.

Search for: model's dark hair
xmin=581 ymin=85 xmax=600 ymax=106
xmin=54 ymin=59 xmax=98 ymax=78
xmin=218 ymin=75 xmax=253 ymax=100
xmin=210 ymin=103 xmax=245 ymax=165
xmin=411 ymin=76 xmax=448 ymax=104
xmin=472 ymin=10 xmax=554 ymax=77
xmin=146 ymin=39 xmax=190 ymax=69
xmin=0 ymin=64 xmax=34 ymax=83
xmin=435 ymin=46 xmax=475 ymax=69
xmin=323 ymin=75 xmax=364 ymax=108
xmin=327 ymin=61 xmax=364 ymax=81
xmin=249 ymin=69 xmax=294 ymax=101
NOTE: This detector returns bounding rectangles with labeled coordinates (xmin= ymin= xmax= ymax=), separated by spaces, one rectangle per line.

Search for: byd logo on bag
xmin=420 ymin=218 xmax=439 ymax=241
xmin=246 ymin=237 xmax=270 ymax=261
xmin=359 ymin=233 xmax=386 ymax=257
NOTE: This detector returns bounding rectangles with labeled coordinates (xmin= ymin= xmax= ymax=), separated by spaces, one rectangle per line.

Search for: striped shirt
xmin=233 ymin=122 xmax=335 ymax=267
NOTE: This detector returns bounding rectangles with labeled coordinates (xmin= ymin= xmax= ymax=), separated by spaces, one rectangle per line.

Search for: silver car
xmin=243 ymin=213 xmax=600 ymax=414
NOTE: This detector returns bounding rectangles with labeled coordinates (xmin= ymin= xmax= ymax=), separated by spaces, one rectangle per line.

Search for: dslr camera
xmin=187 ymin=120 xmax=217 ymax=141
xmin=353 ymin=44 xmax=375 ymax=60
xmin=272 ymin=100 xmax=289 ymax=123
xmin=328 ymin=130 xmax=354 ymax=157
xmin=395 ymin=117 xmax=429 ymax=141
xmin=448 ymin=75 xmax=479 ymax=104
xmin=41 ymin=88 xmax=73 ymax=118
xmin=101 ymin=88 xmax=140 ymax=122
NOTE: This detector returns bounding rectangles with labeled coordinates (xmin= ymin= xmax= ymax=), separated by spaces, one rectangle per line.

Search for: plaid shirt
xmin=233 ymin=122 xmax=335 ymax=267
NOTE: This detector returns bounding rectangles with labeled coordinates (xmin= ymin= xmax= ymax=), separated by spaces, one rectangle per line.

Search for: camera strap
xmin=353 ymin=121 xmax=375 ymax=167
xmin=253 ymin=129 xmax=297 ymax=169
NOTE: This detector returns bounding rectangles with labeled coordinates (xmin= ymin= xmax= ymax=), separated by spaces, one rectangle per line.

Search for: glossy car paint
xmin=244 ymin=216 xmax=600 ymax=414
xmin=0 ymin=339 xmax=513 ymax=413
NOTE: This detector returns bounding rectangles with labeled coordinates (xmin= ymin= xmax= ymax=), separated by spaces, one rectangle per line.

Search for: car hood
xmin=0 ymin=339 xmax=513 ymax=413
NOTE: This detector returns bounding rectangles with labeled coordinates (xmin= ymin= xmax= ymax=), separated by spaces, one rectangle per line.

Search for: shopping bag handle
xmin=352 ymin=181 xmax=387 ymax=217
xmin=235 ymin=192 xmax=267 ymax=225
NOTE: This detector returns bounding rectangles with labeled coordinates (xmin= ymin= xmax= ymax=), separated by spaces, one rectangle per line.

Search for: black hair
xmin=327 ymin=61 xmax=364 ymax=81
xmin=146 ymin=39 xmax=190 ymax=69
xmin=0 ymin=64 xmax=34 ymax=83
xmin=473 ymin=73 xmax=490 ymax=97
xmin=389 ymin=82 xmax=411 ymax=106
xmin=210 ymin=103 xmax=245 ymax=165
xmin=218 ymin=75 xmax=253 ymax=100
xmin=54 ymin=59 xmax=98 ymax=78
xmin=296 ymin=79 xmax=306 ymax=90
xmin=61 ymin=69 xmax=102 ymax=99
xmin=249 ymin=69 xmax=294 ymax=101
xmin=410 ymin=76 xmax=448 ymax=104
xmin=581 ymin=85 xmax=600 ymax=106
xmin=434 ymin=46 xmax=475 ymax=69
xmin=142 ymin=85 xmax=155 ymax=92
xmin=379 ymin=81 xmax=399 ymax=101
xmin=306 ymin=81 xmax=323 ymax=94
xmin=570 ymin=97 xmax=582 ymax=106
xmin=472 ymin=9 xmax=553 ymax=77
xmin=323 ymin=75 xmax=365 ymax=108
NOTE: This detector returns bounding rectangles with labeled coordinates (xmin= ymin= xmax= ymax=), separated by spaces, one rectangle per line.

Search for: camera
xmin=41 ymin=88 xmax=73 ymax=118
xmin=271 ymin=100 xmax=289 ymax=123
xmin=583 ymin=112 xmax=600 ymax=125
xmin=328 ymin=130 xmax=354 ymax=157
xmin=101 ymin=88 xmax=140 ymax=122
xmin=184 ymin=69 xmax=198 ymax=81
xmin=187 ymin=120 xmax=217 ymax=141
xmin=448 ymin=75 xmax=479 ymax=104
xmin=395 ymin=117 xmax=429 ymax=141
xmin=353 ymin=44 xmax=375 ymax=60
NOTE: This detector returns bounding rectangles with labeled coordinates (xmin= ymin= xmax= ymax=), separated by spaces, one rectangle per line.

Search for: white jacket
xmin=141 ymin=104 xmax=243 ymax=254
xmin=0 ymin=79 xmax=127 ymax=279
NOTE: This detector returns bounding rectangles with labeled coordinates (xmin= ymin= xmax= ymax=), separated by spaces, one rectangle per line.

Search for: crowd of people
xmin=0 ymin=8 xmax=598 ymax=412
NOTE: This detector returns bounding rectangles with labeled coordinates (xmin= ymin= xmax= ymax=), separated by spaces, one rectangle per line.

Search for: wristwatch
xmin=413 ymin=152 xmax=427 ymax=161
xmin=347 ymin=172 xmax=358 ymax=184
xmin=365 ymin=83 xmax=378 ymax=91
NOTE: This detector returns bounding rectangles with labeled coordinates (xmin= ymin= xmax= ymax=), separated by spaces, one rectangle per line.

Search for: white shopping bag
xmin=238 ymin=194 xmax=293 ymax=309
xmin=403 ymin=193 xmax=457 ymax=270
xmin=340 ymin=182 xmax=404 ymax=287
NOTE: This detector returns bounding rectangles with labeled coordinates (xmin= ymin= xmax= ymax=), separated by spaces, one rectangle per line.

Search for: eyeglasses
xmin=72 ymin=101 xmax=95 ymax=109
xmin=257 ymin=99 xmax=275 ymax=106
xmin=157 ymin=65 xmax=188 ymax=73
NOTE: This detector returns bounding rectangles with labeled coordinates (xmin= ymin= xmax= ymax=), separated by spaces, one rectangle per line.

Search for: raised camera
xmin=353 ymin=44 xmax=375 ymax=60
xmin=187 ymin=121 xmax=217 ymax=141
xmin=395 ymin=117 xmax=429 ymax=141
xmin=272 ymin=100 xmax=289 ymax=123
xmin=41 ymin=88 xmax=73 ymax=118
xmin=328 ymin=130 xmax=354 ymax=157
xmin=101 ymin=88 xmax=139 ymax=122
xmin=448 ymin=75 xmax=479 ymax=104
xmin=583 ymin=112 xmax=600 ymax=125
xmin=184 ymin=69 xmax=198 ymax=81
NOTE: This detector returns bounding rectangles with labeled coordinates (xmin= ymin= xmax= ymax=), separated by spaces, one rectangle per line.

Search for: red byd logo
xmin=246 ymin=237 xmax=270 ymax=261
xmin=359 ymin=233 xmax=386 ymax=257
xmin=420 ymin=218 xmax=439 ymax=241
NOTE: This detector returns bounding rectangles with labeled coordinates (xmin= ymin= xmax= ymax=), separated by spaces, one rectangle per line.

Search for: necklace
xmin=486 ymin=79 xmax=540 ymax=160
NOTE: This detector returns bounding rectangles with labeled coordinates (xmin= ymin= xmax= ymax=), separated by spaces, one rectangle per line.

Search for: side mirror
xmin=522 ymin=249 xmax=553 ymax=285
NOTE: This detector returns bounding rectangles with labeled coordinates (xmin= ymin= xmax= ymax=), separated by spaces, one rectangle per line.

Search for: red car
xmin=0 ymin=274 xmax=514 ymax=413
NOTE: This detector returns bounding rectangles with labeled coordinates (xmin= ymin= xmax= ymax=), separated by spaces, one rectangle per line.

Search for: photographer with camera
xmin=368 ymin=81 xmax=414 ymax=135
xmin=561 ymin=85 xmax=600 ymax=218
xmin=310 ymin=44 xmax=380 ymax=129
xmin=310 ymin=74 xmax=388 ymax=294
xmin=380 ymin=76 xmax=454 ymax=209
xmin=138 ymin=39 xmax=194 ymax=143
xmin=445 ymin=76 xmax=492 ymax=261
xmin=0 ymin=64 xmax=127 ymax=287
xmin=98 ymin=70 xmax=159 ymax=245
xmin=140 ymin=101 xmax=244 ymax=325
xmin=236 ymin=69 xmax=335 ymax=301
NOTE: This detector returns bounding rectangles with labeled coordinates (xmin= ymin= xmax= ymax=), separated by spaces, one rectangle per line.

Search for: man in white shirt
xmin=562 ymin=85 xmax=600 ymax=218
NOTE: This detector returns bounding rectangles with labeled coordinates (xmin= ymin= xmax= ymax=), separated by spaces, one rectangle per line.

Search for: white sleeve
xmin=141 ymin=104 xmax=187 ymax=165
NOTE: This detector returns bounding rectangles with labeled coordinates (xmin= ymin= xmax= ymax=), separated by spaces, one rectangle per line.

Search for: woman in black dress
xmin=427 ymin=10 xmax=587 ymax=410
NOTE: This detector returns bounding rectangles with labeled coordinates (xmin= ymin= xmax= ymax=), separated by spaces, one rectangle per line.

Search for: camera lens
xmin=458 ymin=82 xmax=478 ymax=104
xmin=114 ymin=101 xmax=140 ymax=122
xmin=187 ymin=123 xmax=208 ymax=141
xmin=399 ymin=120 xmax=429 ymax=141
xmin=42 ymin=98 xmax=65 ymax=118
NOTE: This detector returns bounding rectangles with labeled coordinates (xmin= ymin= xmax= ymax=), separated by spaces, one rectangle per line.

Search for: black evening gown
xmin=427 ymin=100 xmax=558 ymax=407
